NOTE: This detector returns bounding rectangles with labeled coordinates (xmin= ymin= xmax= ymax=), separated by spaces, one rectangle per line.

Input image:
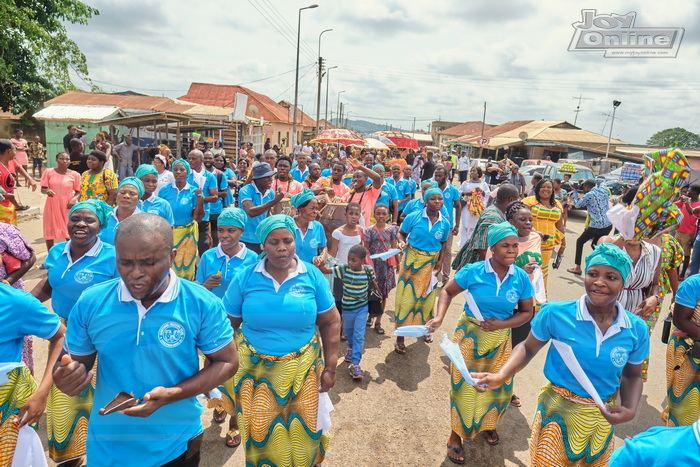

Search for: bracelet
xmin=0 ymin=279 xmax=10 ymax=286
xmin=322 ymin=369 xmax=336 ymax=374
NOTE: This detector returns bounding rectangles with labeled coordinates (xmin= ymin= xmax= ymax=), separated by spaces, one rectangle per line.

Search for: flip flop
xmin=394 ymin=343 xmax=406 ymax=355
xmin=510 ymin=395 xmax=522 ymax=407
xmin=212 ymin=408 xmax=227 ymax=424
xmin=374 ymin=323 xmax=385 ymax=334
xmin=566 ymin=267 xmax=582 ymax=276
xmin=484 ymin=430 xmax=500 ymax=446
xmin=225 ymin=429 xmax=241 ymax=448
xmin=424 ymin=334 xmax=433 ymax=343
xmin=446 ymin=444 xmax=465 ymax=464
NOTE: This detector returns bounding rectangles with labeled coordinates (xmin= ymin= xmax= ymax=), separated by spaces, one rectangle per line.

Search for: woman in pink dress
xmin=40 ymin=152 xmax=80 ymax=250
xmin=10 ymin=129 xmax=30 ymax=186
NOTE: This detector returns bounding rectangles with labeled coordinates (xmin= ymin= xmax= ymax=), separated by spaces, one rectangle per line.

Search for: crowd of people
xmin=0 ymin=133 xmax=698 ymax=466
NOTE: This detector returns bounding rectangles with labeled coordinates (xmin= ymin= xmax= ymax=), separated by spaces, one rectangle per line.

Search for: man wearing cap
xmin=239 ymin=162 xmax=284 ymax=254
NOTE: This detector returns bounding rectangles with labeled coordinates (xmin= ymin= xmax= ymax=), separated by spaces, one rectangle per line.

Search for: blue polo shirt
xmin=673 ymin=274 xmax=700 ymax=309
xmin=188 ymin=169 xmax=218 ymax=222
xmin=196 ymin=244 xmax=259 ymax=298
xmin=100 ymin=207 xmax=142 ymax=245
xmin=0 ymin=283 xmax=60 ymax=362
xmin=321 ymin=168 xmax=332 ymax=177
xmin=454 ymin=259 xmax=534 ymax=320
xmin=66 ymin=272 xmax=233 ymax=467
xmin=531 ymin=296 xmax=650 ymax=399
xmin=294 ymin=219 xmax=327 ymax=263
xmin=400 ymin=208 xmax=451 ymax=253
xmin=158 ymin=183 xmax=199 ymax=227
xmin=386 ymin=177 xmax=412 ymax=210
xmin=224 ymin=257 xmax=335 ymax=355
xmin=402 ymin=198 xmax=452 ymax=226
xmin=140 ymin=193 xmax=175 ymax=224
xmin=221 ymin=168 xmax=235 ymax=208
xmin=439 ymin=183 xmax=460 ymax=224
xmin=290 ymin=166 xmax=309 ymax=183
xmin=205 ymin=169 xmax=230 ymax=216
xmin=238 ymin=183 xmax=275 ymax=244
xmin=376 ymin=182 xmax=398 ymax=211
xmin=45 ymin=239 xmax=118 ymax=319
xmin=609 ymin=420 xmax=700 ymax=466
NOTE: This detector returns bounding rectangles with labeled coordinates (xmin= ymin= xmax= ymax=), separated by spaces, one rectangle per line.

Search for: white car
xmin=519 ymin=165 xmax=547 ymax=186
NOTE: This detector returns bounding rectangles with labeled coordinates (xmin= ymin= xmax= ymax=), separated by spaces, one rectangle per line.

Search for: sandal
xmin=446 ymin=444 xmax=465 ymax=464
xmin=212 ymin=408 xmax=227 ymax=424
xmin=225 ymin=429 xmax=241 ymax=448
xmin=366 ymin=317 xmax=373 ymax=327
xmin=394 ymin=343 xmax=406 ymax=355
xmin=424 ymin=334 xmax=433 ymax=343
xmin=374 ymin=323 xmax=385 ymax=334
xmin=510 ymin=394 xmax=522 ymax=407
xmin=484 ymin=430 xmax=500 ymax=446
xmin=566 ymin=267 xmax=582 ymax=276
xmin=15 ymin=205 xmax=30 ymax=211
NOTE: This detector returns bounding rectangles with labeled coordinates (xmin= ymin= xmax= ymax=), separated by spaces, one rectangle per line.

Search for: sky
xmin=64 ymin=0 xmax=700 ymax=144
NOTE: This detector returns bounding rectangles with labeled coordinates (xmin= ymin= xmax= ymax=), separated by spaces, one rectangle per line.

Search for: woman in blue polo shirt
xmin=426 ymin=222 xmax=534 ymax=458
xmin=291 ymin=189 xmax=327 ymax=265
xmin=158 ymin=159 xmax=204 ymax=280
xmin=31 ymin=199 xmax=117 ymax=465
xmin=224 ymin=215 xmax=340 ymax=467
xmin=394 ymin=187 xmax=451 ymax=354
xmin=135 ymin=164 xmax=174 ymax=223
xmin=474 ymin=243 xmax=649 ymax=466
xmin=101 ymin=177 xmax=144 ymax=245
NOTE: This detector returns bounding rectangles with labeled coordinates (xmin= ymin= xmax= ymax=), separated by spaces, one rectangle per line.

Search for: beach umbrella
xmin=371 ymin=131 xmax=418 ymax=149
xmin=364 ymin=138 xmax=391 ymax=150
xmin=311 ymin=129 xmax=365 ymax=146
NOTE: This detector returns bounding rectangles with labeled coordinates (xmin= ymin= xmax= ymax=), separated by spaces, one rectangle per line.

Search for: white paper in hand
xmin=464 ymin=291 xmax=485 ymax=321
xmin=394 ymin=325 xmax=429 ymax=337
xmin=531 ymin=266 xmax=547 ymax=304
xmin=439 ymin=333 xmax=479 ymax=387
xmin=551 ymin=340 xmax=607 ymax=411
xmin=316 ymin=391 xmax=334 ymax=434
xmin=12 ymin=424 xmax=48 ymax=467
xmin=370 ymin=248 xmax=402 ymax=261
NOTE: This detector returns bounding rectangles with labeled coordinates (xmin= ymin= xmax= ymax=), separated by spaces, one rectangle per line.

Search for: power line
xmin=258 ymin=0 xmax=317 ymax=59
xmin=247 ymin=0 xmax=317 ymax=63
xmin=274 ymin=63 xmax=315 ymax=101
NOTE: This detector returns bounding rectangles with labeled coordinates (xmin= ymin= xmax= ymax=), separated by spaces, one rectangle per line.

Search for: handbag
xmin=1 ymin=251 xmax=22 ymax=274
xmin=373 ymin=226 xmax=396 ymax=267
xmin=365 ymin=267 xmax=383 ymax=317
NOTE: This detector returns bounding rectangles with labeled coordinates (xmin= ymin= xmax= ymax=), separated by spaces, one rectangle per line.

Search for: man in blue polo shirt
xmin=187 ymin=150 xmax=219 ymax=256
xmin=386 ymin=163 xmax=412 ymax=224
xmin=239 ymin=162 xmax=284 ymax=254
xmin=434 ymin=166 xmax=461 ymax=284
xmin=53 ymin=214 xmax=237 ymax=467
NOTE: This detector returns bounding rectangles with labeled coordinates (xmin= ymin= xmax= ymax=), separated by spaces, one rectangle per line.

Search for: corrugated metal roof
xmin=438 ymin=121 xmax=494 ymax=136
xmin=33 ymin=104 xmax=123 ymax=121
xmin=46 ymin=90 xmax=193 ymax=113
xmin=404 ymin=132 xmax=433 ymax=143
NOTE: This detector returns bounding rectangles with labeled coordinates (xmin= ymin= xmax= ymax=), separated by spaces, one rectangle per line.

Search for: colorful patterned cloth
xmin=0 ymin=366 xmax=37 ymax=464
xmin=395 ymin=246 xmax=440 ymax=327
xmin=452 ymin=205 xmax=506 ymax=270
xmin=364 ymin=225 xmax=398 ymax=298
xmin=522 ymin=197 xmax=563 ymax=289
xmin=172 ymin=221 xmax=199 ymax=280
xmin=79 ymin=169 xmax=118 ymax=202
xmin=234 ymin=332 xmax=328 ymax=467
xmin=530 ymin=384 xmax=615 ymax=467
xmin=450 ymin=314 xmax=512 ymax=439
xmin=662 ymin=334 xmax=700 ymax=427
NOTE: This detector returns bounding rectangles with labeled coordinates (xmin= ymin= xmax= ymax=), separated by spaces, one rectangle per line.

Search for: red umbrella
xmin=371 ymin=131 xmax=418 ymax=150
xmin=310 ymin=129 xmax=365 ymax=146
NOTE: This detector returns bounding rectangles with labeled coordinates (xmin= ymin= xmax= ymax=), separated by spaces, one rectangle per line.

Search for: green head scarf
xmin=290 ymin=188 xmax=316 ymax=209
xmin=69 ymin=199 xmax=113 ymax=229
xmin=585 ymin=243 xmax=633 ymax=282
xmin=135 ymin=164 xmax=158 ymax=180
xmin=218 ymin=207 xmax=247 ymax=229
xmin=256 ymin=214 xmax=297 ymax=245
xmin=373 ymin=163 xmax=385 ymax=172
xmin=423 ymin=186 xmax=443 ymax=201
xmin=172 ymin=158 xmax=191 ymax=176
xmin=487 ymin=221 xmax=519 ymax=247
xmin=421 ymin=180 xmax=438 ymax=191
xmin=118 ymin=177 xmax=145 ymax=198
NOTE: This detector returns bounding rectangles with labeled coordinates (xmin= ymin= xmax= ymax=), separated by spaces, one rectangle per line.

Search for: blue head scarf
xmin=172 ymin=158 xmax=191 ymax=175
xmin=118 ymin=177 xmax=145 ymax=198
xmin=585 ymin=243 xmax=633 ymax=282
xmin=69 ymin=199 xmax=113 ymax=229
xmin=135 ymin=164 xmax=158 ymax=180
xmin=290 ymin=188 xmax=316 ymax=208
xmin=218 ymin=207 xmax=247 ymax=229
xmin=256 ymin=214 xmax=297 ymax=245
xmin=423 ymin=187 xmax=443 ymax=201
xmin=487 ymin=221 xmax=519 ymax=247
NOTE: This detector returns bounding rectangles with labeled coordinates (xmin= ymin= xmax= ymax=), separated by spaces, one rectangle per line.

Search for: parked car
xmin=601 ymin=166 xmax=623 ymax=180
xmin=540 ymin=163 xmax=595 ymax=190
xmin=519 ymin=165 xmax=547 ymax=186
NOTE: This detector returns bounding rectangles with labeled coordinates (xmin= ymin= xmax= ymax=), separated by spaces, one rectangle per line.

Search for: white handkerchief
xmin=464 ymin=291 xmax=485 ymax=321
xmin=551 ymin=340 xmax=607 ymax=411
xmin=394 ymin=325 xmax=429 ymax=337
xmin=440 ymin=333 xmax=479 ymax=387
xmin=12 ymin=424 xmax=47 ymax=467
xmin=370 ymin=248 xmax=402 ymax=261
xmin=316 ymin=391 xmax=334 ymax=434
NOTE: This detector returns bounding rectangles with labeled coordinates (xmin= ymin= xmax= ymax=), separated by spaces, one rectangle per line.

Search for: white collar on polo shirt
xmin=60 ymin=238 xmax=104 ymax=276
xmin=421 ymin=207 xmax=444 ymax=229
xmin=576 ymin=295 xmax=630 ymax=357
xmin=484 ymin=258 xmax=515 ymax=295
xmin=254 ymin=255 xmax=306 ymax=292
xmin=215 ymin=243 xmax=247 ymax=261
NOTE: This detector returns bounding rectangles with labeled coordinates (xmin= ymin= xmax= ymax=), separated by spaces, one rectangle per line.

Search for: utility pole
xmin=324 ymin=66 xmax=337 ymax=130
xmin=412 ymin=117 xmax=416 ymax=133
xmin=339 ymin=103 xmax=344 ymax=129
xmin=572 ymin=94 xmax=594 ymax=126
xmin=479 ymin=101 xmax=487 ymax=158
xmin=605 ymin=100 xmax=622 ymax=158
xmin=315 ymin=57 xmax=324 ymax=133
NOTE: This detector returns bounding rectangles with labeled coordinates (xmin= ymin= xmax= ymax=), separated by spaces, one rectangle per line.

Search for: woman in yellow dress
xmin=522 ymin=178 xmax=565 ymax=290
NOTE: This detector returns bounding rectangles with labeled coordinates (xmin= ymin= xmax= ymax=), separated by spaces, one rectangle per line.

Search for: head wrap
xmin=69 ymin=199 xmax=113 ymax=229
xmin=135 ymin=164 xmax=158 ymax=180
xmin=585 ymin=243 xmax=633 ymax=282
xmin=487 ymin=221 xmax=519 ymax=247
xmin=256 ymin=214 xmax=296 ymax=245
xmin=423 ymin=187 xmax=443 ymax=201
xmin=154 ymin=154 xmax=167 ymax=166
xmin=373 ymin=163 xmax=385 ymax=172
xmin=291 ymin=188 xmax=316 ymax=208
xmin=172 ymin=158 xmax=191 ymax=175
xmin=218 ymin=207 xmax=247 ymax=229
xmin=118 ymin=177 xmax=145 ymax=198
xmin=421 ymin=180 xmax=438 ymax=191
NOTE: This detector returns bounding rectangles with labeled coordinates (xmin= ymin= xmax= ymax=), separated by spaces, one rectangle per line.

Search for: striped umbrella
xmin=371 ymin=131 xmax=418 ymax=149
xmin=310 ymin=129 xmax=365 ymax=146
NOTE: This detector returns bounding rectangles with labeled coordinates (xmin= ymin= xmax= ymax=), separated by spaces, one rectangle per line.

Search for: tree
xmin=646 ymin=127 xmax=700 ymax=148
xmin=0 ymin=0 xmax=99 ymax=114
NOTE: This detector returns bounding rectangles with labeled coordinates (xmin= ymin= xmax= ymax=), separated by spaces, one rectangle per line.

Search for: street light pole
xmin=292 ymin=4 xmax=318 ymax=150
xmin=324 ymin=66 xmax=338 ymax=129
xmin=316 ymin=28 xmax=332 ymax=134
xmin=336 ymin=90 xmax=345 ymax=128
xmin=605 ymin=100 xmax=622 ymax=158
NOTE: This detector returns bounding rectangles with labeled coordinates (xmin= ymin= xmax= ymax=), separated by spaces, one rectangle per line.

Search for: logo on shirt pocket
xmin=610 ymin=346 xmax=628 ymax=368
xmin=433 ymin=230 xmax=443 ymax=239
xmin=158 ymin=321 xmax=186 ymax=348
xmin=289 ymin=284 xmax=305 ymax=298
xmin=74 ymin=270 xmax=94 ymax=285
xmin=309 ymin=239 xmax=319 ymax=248
xmin=180 ymin=197 xmax=190 ymax=205
xmin=506 ymin=289 xmax=519 ymax=304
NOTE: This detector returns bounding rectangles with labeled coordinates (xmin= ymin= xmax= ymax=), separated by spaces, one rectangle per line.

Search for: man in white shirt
xmin=457 ymin=151 xmax=471 ymax=183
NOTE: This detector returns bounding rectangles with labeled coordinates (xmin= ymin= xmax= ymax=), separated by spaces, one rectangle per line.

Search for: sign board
xmin=569 ymin=151 xmax=584 ymax=160
xmin=231 ymin=93 xmax=248 ymax=121
xmin=479 ymin=137 xmax=490 ymax=147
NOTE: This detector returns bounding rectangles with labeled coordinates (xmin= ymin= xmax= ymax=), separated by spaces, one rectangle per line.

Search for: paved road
xmin=15 ymin=184 xmax=669 ymax=466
